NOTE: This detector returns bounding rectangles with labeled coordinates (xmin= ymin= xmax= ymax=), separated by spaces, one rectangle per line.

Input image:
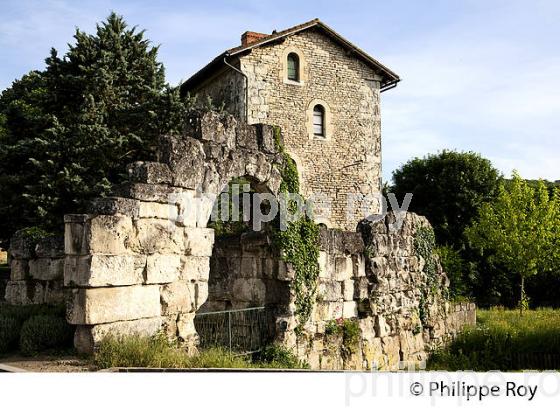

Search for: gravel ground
xmin=0 ymin=355 xmax=95 ymax=372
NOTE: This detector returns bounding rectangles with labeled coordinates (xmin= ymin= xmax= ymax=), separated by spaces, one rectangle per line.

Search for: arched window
xmin=287 ymin=53 xmax=299 ymax=81
xmin=313 ymin=104 xmax=325 ymax=137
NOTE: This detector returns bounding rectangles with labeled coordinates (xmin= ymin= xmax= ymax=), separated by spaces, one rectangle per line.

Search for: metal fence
xmin=194 ymin=307 xmax=271 ymax=354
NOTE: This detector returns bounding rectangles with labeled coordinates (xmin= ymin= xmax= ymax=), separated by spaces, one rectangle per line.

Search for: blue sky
xmin=1 ymin=0 xmax=558 ymax=182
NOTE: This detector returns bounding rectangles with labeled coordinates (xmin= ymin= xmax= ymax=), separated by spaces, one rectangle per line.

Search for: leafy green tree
xmin=465 ymin=173 xmax=560 ymax=313
xmin=390 ymin=150 xmax=502 ymax=247
xmin=0 ymin=13 xmax=192 ymax=245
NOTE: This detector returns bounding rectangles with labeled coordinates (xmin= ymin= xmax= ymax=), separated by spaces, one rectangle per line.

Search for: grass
xmin=427 ymin=308 xmax=560 ymax=371
xmin=93 ymin=333 xmax=308 ymax=370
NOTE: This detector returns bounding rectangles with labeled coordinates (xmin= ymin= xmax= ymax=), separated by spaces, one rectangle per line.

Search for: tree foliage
xmin=465 ymin=173 xmax=560 ymax=311
xmin=0 ymin=13 xmax=192 ymax=245
xmin=390 ymin=150 xmax=501 ymax=247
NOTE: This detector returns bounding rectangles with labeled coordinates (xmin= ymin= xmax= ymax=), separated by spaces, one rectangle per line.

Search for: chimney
xmin=241 ymin=31 xmax=268 ymax=46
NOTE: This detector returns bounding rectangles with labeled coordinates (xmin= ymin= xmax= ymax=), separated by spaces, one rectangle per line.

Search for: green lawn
xmin=427 ymin=308 xmax=560 ymax=371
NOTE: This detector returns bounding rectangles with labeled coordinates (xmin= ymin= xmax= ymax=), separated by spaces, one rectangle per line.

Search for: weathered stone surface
xmin=160 ymin=281 xmax=194 ymax=315
xmin=145 ymin=254 xmax=181 ymax=284
xmin=10 ymin=259 xmax=29 ymax=281
xmin=28 ymin=258 xmax=64 ymax=281
xmin=158 ymin=135 xmax=207 ymax=189
xmin=114 ymin=182 xmax=181 ymax=203
xmin=83 ymin=215 xmax=134 ymax=255
xmin=132 ymin=218 xmax=184 ymax=254
xmin=232 ymin=278 xmax=267 ymax=303
xmin=35 ymin=236 xmax=64 ymax=258
xmin=9 ymin=230 xmax=36 ymax=259
xmin=183 ymin=227 xmax=214 ymax=257
xmin=334 ymin=256 xmax=353 ymax=281
xmin=64 ymin=214 xmax=88 ymax=255
xmin=180 ymin=256 xmax=210 ymax=282
xmin=74 ymin=317 xmax=162 ymax=354
xmin=68 ymin=285 xmax=161 ymax=325
xmin=5 ymin=280 xmax=64 ymax=305
xmin=64 ymin=255 xmax=146 ymax=287
xmin=127 ymin=161 xmax=173 ymax=185
xmin=317 ymin=280 xmax=342 ymax=302
xmin=88 ymin=197 xmax=140 ymax=218
xmin=236 ymin=124 xmax=259 ymax=150
xmin=255 ymin=123 xmax=277 ymax=154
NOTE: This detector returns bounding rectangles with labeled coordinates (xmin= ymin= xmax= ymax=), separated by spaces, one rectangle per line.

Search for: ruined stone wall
xmin=203 ymin=232 xmax=290 ymax=313
xmin=275 ymin=213 xmax=476 ymax=370
xmin=62 ymin=111 xmax=284 ymax=354
xmin=4 ymin=232 xmax=65 ymax=305
xmin=193 ymin=29 xmax=383 ymax=230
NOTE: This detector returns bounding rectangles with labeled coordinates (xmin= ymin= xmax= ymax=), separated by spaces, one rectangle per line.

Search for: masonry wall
xmin=274 ymin=213 xmax=476 ymax=370
xmin=192 ymin=29 xmax=383 ymax=230
xmin=4 ymin=232 xmax=65 ymax=305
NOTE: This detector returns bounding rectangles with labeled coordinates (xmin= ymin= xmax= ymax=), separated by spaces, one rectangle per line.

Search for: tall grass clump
xmin=428 ymin=308 xmax=560 ymax=370
xmin=94 ymin=334 xmax=308 ymax=370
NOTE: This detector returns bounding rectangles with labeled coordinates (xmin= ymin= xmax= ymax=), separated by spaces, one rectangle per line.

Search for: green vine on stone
xmin=414 ymin=226 xmax=438 ymax=327
xmin=272 ymin=126 xmax=320 ymax=332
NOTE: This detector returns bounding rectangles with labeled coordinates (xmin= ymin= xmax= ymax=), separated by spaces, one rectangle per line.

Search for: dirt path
xmin=0 ymin=355 xmax=95 ymax=372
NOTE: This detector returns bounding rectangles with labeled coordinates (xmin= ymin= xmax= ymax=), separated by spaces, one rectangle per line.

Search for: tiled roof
xmin=181 ymin=18 xmax=400 ymax=93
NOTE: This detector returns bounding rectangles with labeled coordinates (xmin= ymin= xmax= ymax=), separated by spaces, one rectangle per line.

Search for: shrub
xmin=0 ymin=303 xmax=66 ymax=324
xmin=0 ymin=315 xmax=21 ymax=354
xmin=19 ymin=315 xmax=73 ymax=356
xmin=254 ymin=344 xmax=309 ymax=369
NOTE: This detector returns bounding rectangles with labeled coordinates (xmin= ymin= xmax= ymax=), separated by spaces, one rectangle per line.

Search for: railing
xmin=194 ymin=307 xmax=271 ymax=354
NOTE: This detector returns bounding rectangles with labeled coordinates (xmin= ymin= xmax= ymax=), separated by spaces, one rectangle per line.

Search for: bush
xmin=0 ymin=303 xmax=66 ymax=324
xmin=19 ymin=315 xmax=73 ymax=356
xmin=437 ymin=245 xmax=469 ymax=299
xmin=0 ymin=315 xmax=20 ymax=354
xmin=254 ymin=344 xmax=309 ymax=369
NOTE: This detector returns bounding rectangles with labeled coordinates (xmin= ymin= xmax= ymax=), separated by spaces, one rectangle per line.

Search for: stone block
xmin=83 ymin=214 xmax=134 ymax=255
xmin=317 ymin=280 xmax=342 ymax=302
xmin=335 ymin=256 xmax=353 ymax=281
xmin=68 ymin=285 xmax=161 ymax=325
xmin=29 ymin=258 xmax=64 ymax=281
xmin=184 ymin=227 xmax=214 ymax=257
xmin=180 ymin=256 xmax=210 ymax=282
xmin=342 ymin=279 xmax=355 ymax=301
xmin=158 ymin=135 xmax=207 ymax=189
xmin=176 ymin=312 xmax=197 ymax=341
xmin=64 ymin=255 xmax=146 ymax=287
xmin=145 ymin=254 xmax=181 ymax=284
xmin=127 ymin=161 xmax=173 ymax=185
xmin=232 ymin=278 xmax=266 ymax=303
xmin=354 ymin=277 xmax=370 ymax=299
xmin=352 ymin=254 xmax=366 ymax=277
xmin=160 ymin=281 xmax=195 ymax=315
xmin=64 ymin=214 xmax=88 ymax=255
xmin=318 ymin=251 xmax=330 ymax=278
xmin=137 ymin=201 xmax=179 ymax=220
xmin=236 ymin=124 xmax=259 ymax=150
xmin=9 ymin=230 xmax=41 ymax=259
xmin=381 ymin=336 xmax=401 ymax=370
xmin=5 ymin=280 xmax=64 ymax=305
xmin=375 ymin=315 xmax=391 ymax=338
xmin=35 ymin=236 xmax=64 ymax=258
xmin=255 ymin=123 xmax=277 ymax=154
xmin=132 ymin=218 xmax=184 ymax=254
xmin=74 ymin=317 xmax=163 ymax=354
xmin=343 ymin=301 xmax=358 ymax=318
xmin=114 ymin=182 xmax=181 ymax=203
xmin=10 ymin=259 xmax=28 ymax=281
xmin=88 ymin=197 xmax=140 ymax=218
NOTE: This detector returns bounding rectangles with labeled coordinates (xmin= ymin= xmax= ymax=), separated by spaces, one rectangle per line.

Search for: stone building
xmin=181 ymin=19 xmax=400 ymax=230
